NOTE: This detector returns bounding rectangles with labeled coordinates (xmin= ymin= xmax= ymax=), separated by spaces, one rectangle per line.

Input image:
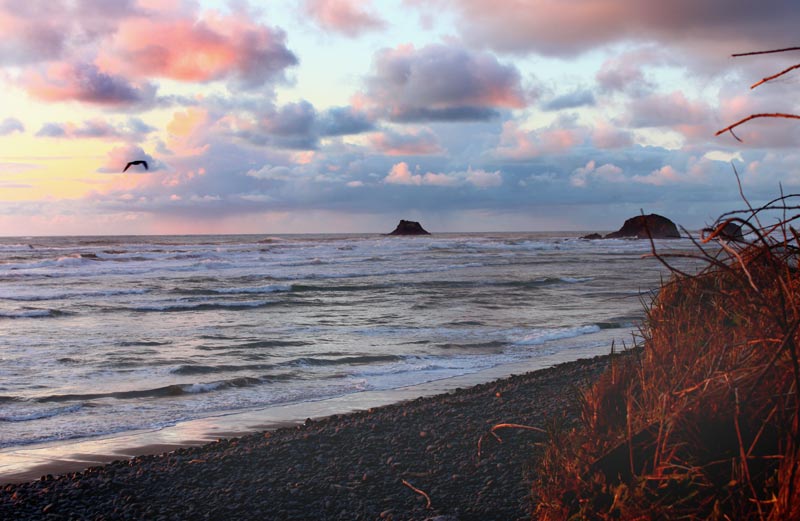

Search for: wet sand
xmin=0 ymin=352 xmax=624 ymax=520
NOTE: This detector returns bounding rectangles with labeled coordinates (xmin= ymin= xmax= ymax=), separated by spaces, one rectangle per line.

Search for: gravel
xmin=0 ymin=354 xmax=617 ymax=520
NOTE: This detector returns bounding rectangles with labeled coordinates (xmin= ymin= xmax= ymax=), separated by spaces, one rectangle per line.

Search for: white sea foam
xmin=0 ymin=403 xmax=82 ymax=422
xmin=131 ymin=299 xmax=274 ymax=311
xmin=0 ymin=308 xmax=55 ymax=319
xmin=513 ymin=325 xmax=602 ymax=346
xmin=182 ymin=382 xmax=225 ymax=394
xmin=0 ymin=288 xmax=147 ymax=301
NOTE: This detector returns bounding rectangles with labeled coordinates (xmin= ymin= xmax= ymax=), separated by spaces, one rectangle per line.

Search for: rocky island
xmin=388 ymin=220 xmax=430 ymax=235
xmin=583 ymin=213 xmax=681 ymax=239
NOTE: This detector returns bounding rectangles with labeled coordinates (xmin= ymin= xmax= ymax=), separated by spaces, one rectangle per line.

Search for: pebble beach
xmin=0 ymin=353 xmax=619 ymax=520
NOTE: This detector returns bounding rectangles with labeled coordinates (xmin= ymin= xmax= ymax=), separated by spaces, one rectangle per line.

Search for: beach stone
xmin=604 ymin=214 xmax=680 ymax=239
xmin=0 ymin=352 xmax=625 ymax=521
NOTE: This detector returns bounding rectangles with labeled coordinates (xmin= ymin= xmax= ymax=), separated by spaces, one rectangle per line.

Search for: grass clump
xmin=533 ymin=199 xmax=800 ymax=520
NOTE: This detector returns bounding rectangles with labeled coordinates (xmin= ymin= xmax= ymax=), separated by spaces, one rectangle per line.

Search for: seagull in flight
xmin=123 ymin=160 xmax=148 ymax=172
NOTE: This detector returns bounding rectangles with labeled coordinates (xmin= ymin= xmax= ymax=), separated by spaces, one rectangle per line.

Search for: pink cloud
xmin=0 ymin=1 xmax=144 ymax=65
xmin=465 ymin=168 xmax=502 ymax=187
xmin=570 ymin=160 xmax=624 ymax=187
xmin=714 ymin=89 xmax=800 ymax=148
xmin=595 ymin=46 xmax=677 ymax=94
xmin=364 ymin=43 xmax=526 ymax=122
xmin=384 ymin=162 xmax=501 ymax=188
xmin=495 ymin=121 xmax=586 ymax=159
xmin=97 ymin=144 xmax=164 ymax=174
xmin=385 ymin=162 xmax=422 ymax=185
xmin=623 ymin=91 xmax=718 ymax=142
xmin=18 ymin=62 xmax=156 ymax=106
xmin=35 ymin=117 xmax=154 ymax=140
xmin=96 ymin=10 xmax=297 ymax=88
xmin=369 ymin=128 xmax=443 ymax=156
xmin=408 ymin=0 xmax=800 ymax=59
xmin=591 ymin=122 xmax=633 ymax=149
xmin=632 ymin=158 xmax=715 ymax=186
xmin=304 ymin=0 xmax=387 ymax=37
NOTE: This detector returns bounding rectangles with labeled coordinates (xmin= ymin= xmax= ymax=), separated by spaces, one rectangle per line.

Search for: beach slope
xmin=0 ymin=353 xmax=619 ymax=520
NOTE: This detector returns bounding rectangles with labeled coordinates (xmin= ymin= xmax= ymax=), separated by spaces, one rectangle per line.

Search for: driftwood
xmin=401 ymin=479 xmax=432 ymax=509
xmin=476 ymin=423 xmax=546 ymax=459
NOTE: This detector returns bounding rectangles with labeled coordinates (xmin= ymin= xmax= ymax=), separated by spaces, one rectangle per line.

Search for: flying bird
xmin=123 ymin=160 xmax=148 ymax=172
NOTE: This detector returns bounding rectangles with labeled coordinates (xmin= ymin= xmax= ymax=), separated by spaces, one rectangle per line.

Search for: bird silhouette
xmin=123 ymin=160 xmax=148 ymax=172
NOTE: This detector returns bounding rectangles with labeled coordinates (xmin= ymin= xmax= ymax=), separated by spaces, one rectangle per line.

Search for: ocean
xmin=0 ymin=232 xmax=697 ymax=451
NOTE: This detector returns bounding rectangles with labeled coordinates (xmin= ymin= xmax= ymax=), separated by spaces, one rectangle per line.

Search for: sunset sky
xmin=1 ymin=0 xmax=799 ymax=235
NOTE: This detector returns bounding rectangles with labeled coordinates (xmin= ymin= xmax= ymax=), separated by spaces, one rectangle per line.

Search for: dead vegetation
xmin=532 ymin=196 xmax=800 ymax=519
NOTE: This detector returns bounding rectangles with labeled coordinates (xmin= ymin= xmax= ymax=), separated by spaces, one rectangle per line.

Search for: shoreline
xmin=0 ymin=338 xmax=623 ymax=485
xmin=0 ymin=349 xmax=632 ymax=520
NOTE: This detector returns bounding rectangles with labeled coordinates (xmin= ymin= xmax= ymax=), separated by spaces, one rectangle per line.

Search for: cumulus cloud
xmin=234 ymin=101 xmax=375 ymax=149
xmin=622 ymin=91 xmax=719 ymax=142
xmin=97 ymin=145 xmax=164 ymax=174
xmin=384 ymin=162 xmax=501 ymax=188
xmin=714 ymin=86 xmax=800 ymax=148
xmin=96 ymin=10 xmax=298 ymax=89
xmin=304 ymin=0 xmax=387 ymax=37
xmin=0 ymin=117 xmax=24 ymax=135
xmin=18 ymin=62 xmax=157 ymax=107
xmin=364 ymin=43 xmax=526 ymax=122
xmin=407 ymin=0 xmax=800 ymax=59
xmin=35 ymin=118 xmax=155 ymax=140
xmin=318 ymin=107 xmax=375 ymax=136
xmin=369 ymin=128 xmax=443 ymax=156
xmin=591 ymin=122 xmax=634 ymax=149
xmin=495 ymin=119 xmax=587 ymax=160
xmin=3 ymin=1 xmax=298 ymax=105
xmin=541 ymin=89 xmax=596 ymax=111
xmin=632 ymin=157 xmax=719 ymax=186
xmin=595 ymin=46 xmax=677 ymax=94
xmin=570 ymin=160 xmax=624 ymax=187
xmin=0 ymin=0 xmax=138 ymax=65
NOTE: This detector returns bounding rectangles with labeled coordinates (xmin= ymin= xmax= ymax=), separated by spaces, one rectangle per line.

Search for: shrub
xmin=533 ymin=198 xmax=800 ymax=520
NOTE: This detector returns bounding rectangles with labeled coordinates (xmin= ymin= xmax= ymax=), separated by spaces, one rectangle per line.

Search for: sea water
xmin=0 ymin=233 xmax=698 ymax=449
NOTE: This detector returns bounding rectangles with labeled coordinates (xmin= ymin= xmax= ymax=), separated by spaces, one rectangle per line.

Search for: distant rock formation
xmin=388 ymin=220 xmax=430 ymax=235
xmin=604 ymin=214 xmax=681 ymax=239
xmin=580 ymin=233 xmax=603 ymax=240
xmin=704 ymin=221 xmax=745 ymax=242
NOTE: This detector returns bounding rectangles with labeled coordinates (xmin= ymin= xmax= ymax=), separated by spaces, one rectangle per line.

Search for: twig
xmin=401 ymin=479 xmax=432 ymax=509
xmin=751 ymin=63 xmax=800 ymax=89
xmin=716 ymin=113 xmax=800 ymax=142
xmin=734 ymin=387 xmax=764 ymax=518
xmin=718 ymin=240 xmax=759 ymax=293
xmin=732 ymin=47 xmax=800 ymax=57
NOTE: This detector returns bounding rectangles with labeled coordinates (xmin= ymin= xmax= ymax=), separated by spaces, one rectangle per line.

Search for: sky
xmin=1 ymin=0 xmax=799 ymax=235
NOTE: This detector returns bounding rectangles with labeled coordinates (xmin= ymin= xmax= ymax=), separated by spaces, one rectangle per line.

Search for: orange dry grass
xmin=533 ymin=212 xmax=800 ymax=520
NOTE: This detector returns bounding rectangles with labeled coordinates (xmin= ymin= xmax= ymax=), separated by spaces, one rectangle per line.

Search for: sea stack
xmin=604 ymin=214 xmax=680 ymax=239
xmin=388 ymin=219 xmax=430 ymax=235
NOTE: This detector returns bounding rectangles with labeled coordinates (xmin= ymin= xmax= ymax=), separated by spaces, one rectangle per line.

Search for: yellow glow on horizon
xmin=0 ymin=134 xmax=118 ymax=200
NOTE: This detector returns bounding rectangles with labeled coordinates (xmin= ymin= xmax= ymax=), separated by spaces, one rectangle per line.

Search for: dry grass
xmin=533 ymin=197 xmax=800 ymax=520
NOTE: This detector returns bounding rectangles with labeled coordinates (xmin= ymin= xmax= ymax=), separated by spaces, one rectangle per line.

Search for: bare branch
xmin=715 ymin=113 xmax=800 ymax=141
xmin=751 ymin=63 xmax=800 ymax=89
xmin=732 ymin=46 xmax=800 ymax=57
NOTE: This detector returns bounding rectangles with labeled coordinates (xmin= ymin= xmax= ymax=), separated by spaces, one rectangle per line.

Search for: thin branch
xmin=732 ymin=47 xmax=800 ymax=57
xmin=716 ymin=113 xmax=800 ymax=141
xmin=752 ymin=63 xmax=800 ymax=89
